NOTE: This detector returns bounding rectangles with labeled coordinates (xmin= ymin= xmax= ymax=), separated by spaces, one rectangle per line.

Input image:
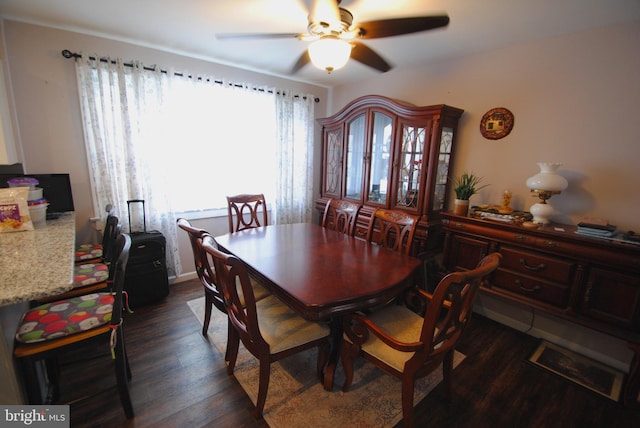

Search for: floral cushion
xmin=75 ymin=243 xmax=103 ymax=262
xmin=16 ymin=293 xmax=114 ymax=343
xmin=73 ymin=263 xmax=109 ymax=286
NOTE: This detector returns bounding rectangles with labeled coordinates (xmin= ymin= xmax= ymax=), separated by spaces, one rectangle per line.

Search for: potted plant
xmin=452 ymin=172 xmax=488 ymax=215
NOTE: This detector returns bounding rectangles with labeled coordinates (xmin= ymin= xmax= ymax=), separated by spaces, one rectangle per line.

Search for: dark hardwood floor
xmin=57 ymin=280 xmax=640 ymax=427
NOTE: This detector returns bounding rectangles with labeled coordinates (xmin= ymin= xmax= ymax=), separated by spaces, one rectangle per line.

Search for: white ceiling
xmin=1 ymin=0 xmax=639 ymax=87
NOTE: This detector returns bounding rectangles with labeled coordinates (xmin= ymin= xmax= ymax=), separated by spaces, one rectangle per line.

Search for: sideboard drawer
xmin=499 ymin=246 xmax=576 ymax=283
xmin=493 ymin=269 xmax=571 ymax=308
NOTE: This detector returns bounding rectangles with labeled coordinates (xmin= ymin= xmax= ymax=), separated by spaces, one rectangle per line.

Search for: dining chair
xmin=365 ymin=208 xmax=419 ymax=255
xmin=35 ymin=224 xmax=123 ymax=305
xmin=74 ymin=204 xmax=118 ymax=265
xmin=341 ymin=252 xmax=502 ymax=427
xmin=201 ymin=234 xmax=330 ymax=419
xmin=177 ymin=218 xmax=226 ymax=336
xmin=321 ymin=198 xmax=361 ymax=236
xmin=226 ymin=194 xmax=268 ymax=233
xmin=225 ymin=194 xmax=272 ymax=300
xmin=14 ymin=233 xmax=135 ymax=418
xmin=177 ymin=218 xmax=270 ymax=337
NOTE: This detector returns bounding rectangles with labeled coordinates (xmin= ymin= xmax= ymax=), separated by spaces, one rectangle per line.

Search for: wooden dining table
xmin=215 ymin=222 xmax=422 ymax=389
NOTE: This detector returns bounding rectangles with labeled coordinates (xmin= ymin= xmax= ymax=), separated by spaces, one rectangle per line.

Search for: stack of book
xmin=576 ymin=219 xmax=617 ymax=238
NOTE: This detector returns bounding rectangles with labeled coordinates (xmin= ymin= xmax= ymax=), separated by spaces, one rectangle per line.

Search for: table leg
xmin=323 ymin=317 xmax=343 ymax=391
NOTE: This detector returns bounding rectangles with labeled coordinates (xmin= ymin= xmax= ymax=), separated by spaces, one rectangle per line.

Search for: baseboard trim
xmin=171 ymin=271 xmax=197 ymax=284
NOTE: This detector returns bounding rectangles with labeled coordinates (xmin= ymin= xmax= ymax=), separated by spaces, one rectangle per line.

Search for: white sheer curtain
xmin=75 ymin=55 xmax=181 ymax=276
xmin=274 ymin=92 xmax=315 ymax=224
xmin=73 ymin=53 xmax=316 ymax=277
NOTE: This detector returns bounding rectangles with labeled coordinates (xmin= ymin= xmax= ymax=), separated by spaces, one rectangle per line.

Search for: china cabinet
xmin=440 ymin=212 xmax=640 ymax=405
xmin=315 ymin=95 xmax=463 ymax=255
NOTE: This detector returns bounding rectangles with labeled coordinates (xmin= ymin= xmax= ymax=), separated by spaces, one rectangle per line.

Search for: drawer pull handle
xmin=519 ymin=258 xmax=546 ymax=271
xmin=454 ymin=222 xmax=465 ymax=228
xmin=544 ymin=241 xmax=559 ymax=248
xmin=515 ymin=279 xmax=541 ymax=293
xmin=514 ymin=235 xmax=527 ymax=241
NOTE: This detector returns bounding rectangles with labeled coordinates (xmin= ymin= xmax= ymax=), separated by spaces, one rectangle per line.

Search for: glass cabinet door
xmin=395 ymin=123 xmax=427 ymax=209
xmin=367 ymin=112 xmax=393 ymax=204
xmin=433 ymin=127 xmax=454 ymax=211
xmin=344 ymin=114 xmax=366 ymax=200
xmin=322 ymin=126 xmax=343 ymax=197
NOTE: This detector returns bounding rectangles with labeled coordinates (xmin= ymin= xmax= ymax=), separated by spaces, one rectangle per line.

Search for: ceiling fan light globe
xmin=308 ymin=37 xmax=352 ymax=73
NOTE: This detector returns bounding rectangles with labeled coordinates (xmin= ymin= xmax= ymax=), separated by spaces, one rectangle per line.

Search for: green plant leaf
xmin=453 ymin=172 xmax=489 ymax=200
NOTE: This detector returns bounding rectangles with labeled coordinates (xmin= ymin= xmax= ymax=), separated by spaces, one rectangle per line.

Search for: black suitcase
xmin=123 ymin=199 xmax=169 ymax=308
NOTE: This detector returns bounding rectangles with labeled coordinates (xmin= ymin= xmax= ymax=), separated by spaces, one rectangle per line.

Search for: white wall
xmin=331 ymin=21 xmax=640 ymax=232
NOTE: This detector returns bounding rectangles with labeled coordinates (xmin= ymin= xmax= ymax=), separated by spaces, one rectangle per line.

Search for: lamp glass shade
xmin=308 ymin=37 xmax=351 ymax=73
xmin=526 ymin=162 xmax=568 ymax=192
xmin=526 ymin=162 xmax=568 ymax=224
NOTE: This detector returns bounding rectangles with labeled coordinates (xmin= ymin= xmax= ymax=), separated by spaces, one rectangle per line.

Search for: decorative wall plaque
xmin=480 ymin=107 xmax=514 ymax=140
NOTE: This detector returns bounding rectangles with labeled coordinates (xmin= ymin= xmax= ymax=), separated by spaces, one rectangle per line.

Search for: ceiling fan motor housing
xmin=308 ymin=7 xmax=353 ymax=36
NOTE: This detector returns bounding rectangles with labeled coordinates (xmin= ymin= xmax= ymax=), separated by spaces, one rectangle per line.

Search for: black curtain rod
xmin=62 ymin=49 xmax=320 ymax=103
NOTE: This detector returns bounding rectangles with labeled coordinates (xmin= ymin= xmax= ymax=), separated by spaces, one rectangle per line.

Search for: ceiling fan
xmin=216 ymin=0 xmax=449 ymax=74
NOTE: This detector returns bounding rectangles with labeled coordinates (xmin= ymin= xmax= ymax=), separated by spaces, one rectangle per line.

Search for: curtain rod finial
xmin=62 ymin=49 xmax=77 ymax=59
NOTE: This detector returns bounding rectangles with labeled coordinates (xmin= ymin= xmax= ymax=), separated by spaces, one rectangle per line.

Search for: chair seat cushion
xmin=249 ymin=276 xmax=270 ymax=301
xmin=356 ymin=305 xmax=425 ymax=372
xmin=15 ymin=293 xmax=114 ymax=343
xmin=256 ymin=295 xmax=329 ymax=354
xmin=235 ymin=277 xmax=270 ymax=306
xmin=73 ymin=263 xmax=109 ymax=286
xmin=75 ymin=243 xmax=103 ymax=262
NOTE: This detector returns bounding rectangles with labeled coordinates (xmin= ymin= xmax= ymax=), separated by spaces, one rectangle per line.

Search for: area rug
xmin=188 ymin=297 xmax=465 ymax=427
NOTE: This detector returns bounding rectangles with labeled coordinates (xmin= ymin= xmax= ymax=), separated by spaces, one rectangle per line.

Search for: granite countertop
xmin=0 ymin=213 xmax=76 ymax=306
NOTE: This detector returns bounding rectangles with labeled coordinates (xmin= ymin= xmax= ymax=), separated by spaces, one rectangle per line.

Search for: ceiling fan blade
xmin=350 ymin=42 xmax=391 ymax=73
xmin=291 ymin=50 xmax=311 ymax=74
xmin=357 ymin=15 xmax=450 ymax=39
xmin=216 ymin=33 xmax=301 ymax=41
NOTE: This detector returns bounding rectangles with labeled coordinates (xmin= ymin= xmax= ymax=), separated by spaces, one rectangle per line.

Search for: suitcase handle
xmin=127 ymin=199 xmax=147 ymax=233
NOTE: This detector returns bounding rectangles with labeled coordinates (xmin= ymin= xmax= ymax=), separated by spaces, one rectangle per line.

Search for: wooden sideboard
xmin=440 ymin=212 xmax=640 ymax=406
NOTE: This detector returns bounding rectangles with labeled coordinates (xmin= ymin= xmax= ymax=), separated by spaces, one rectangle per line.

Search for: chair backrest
xmin=416 ymin=253 xmax=502 ymax=365
xmin=365 ymin=208 xmax=419 ymax=255
xmin=227 ymin=194 xmax=268 ymax=233
xmin=101 ymin=214 xmax=120 ymax=263
xmin=177 ymin=218 xmax=225 ymax=313
xmin=101 ymin=225 xmax=124 ymax=287
xmin=201 ymin=234 xmax=266 ymax=354
xmin=177 ymin=218 xmax=207 ymax=277
xmin=109 ymin=233 xmax=132 ymax=327
xmin=321 ymin=198 xmax=361 ymax=236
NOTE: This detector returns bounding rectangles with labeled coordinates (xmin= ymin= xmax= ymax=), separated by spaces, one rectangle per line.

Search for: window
xmin=138 ymin=80 xmax=277 ymax=212
xmin=76 ymin=53 xmax=316 ymax=276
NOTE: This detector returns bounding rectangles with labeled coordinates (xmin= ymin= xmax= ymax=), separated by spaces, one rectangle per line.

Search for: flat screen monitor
xmin=0 ymin=173 xmax=75 ymax=214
